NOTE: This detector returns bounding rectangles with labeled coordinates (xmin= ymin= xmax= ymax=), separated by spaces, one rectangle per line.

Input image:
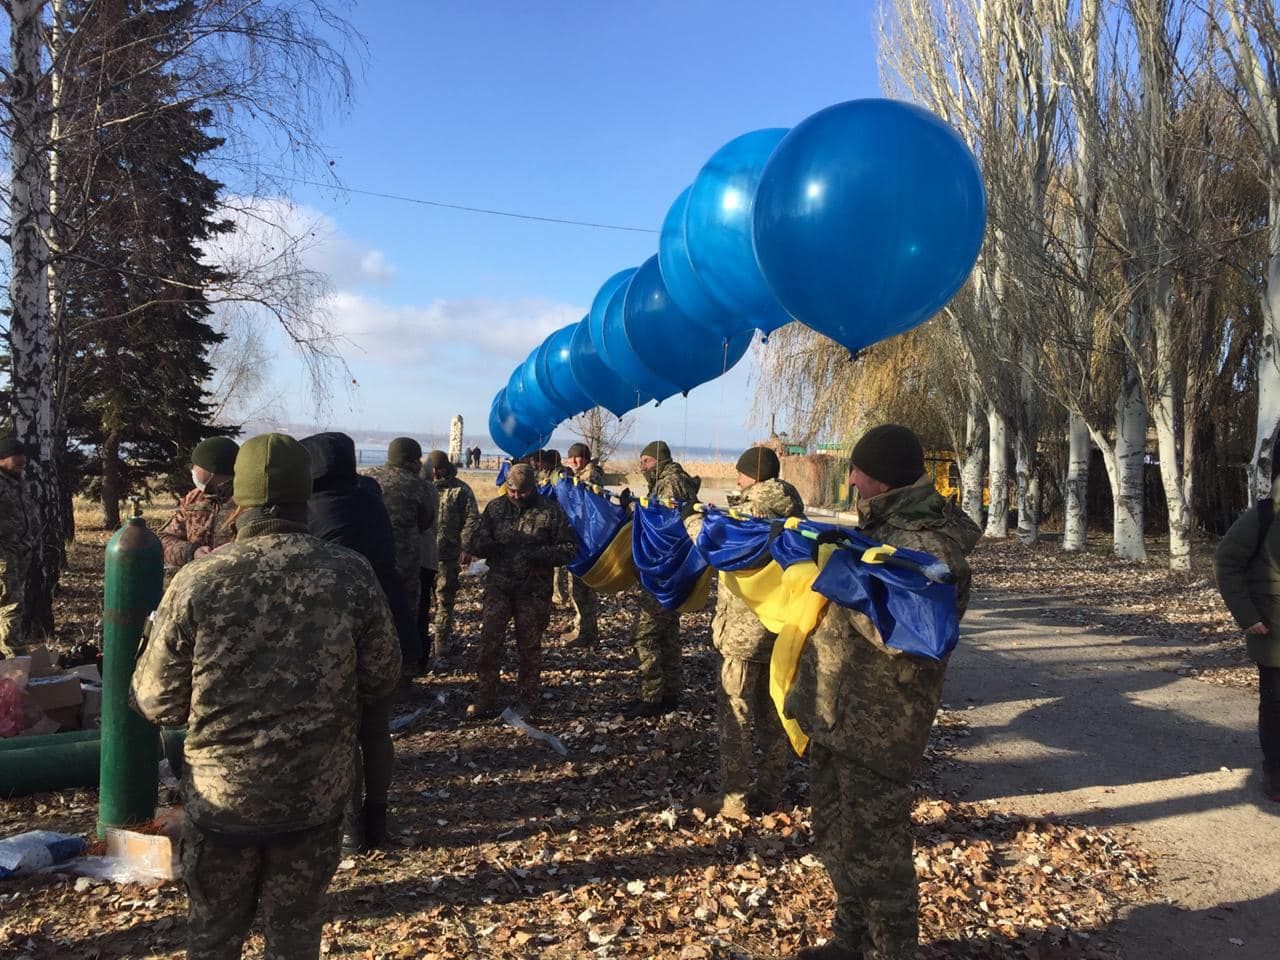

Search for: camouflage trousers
xmin=181 ymin=817 xmax=342 ymax=960
xmin=717 ymin=654 xmax=790 ymax=809
xmin=0 ymin=555 xmax=27 ymax=659
xmin=631 ymin=589 xmax=681 ymax=703
xmin=569 ymin=574 xmax=599 ymax=645
xmin=475 ymin=578 xmax=552 ymax=709
xmin=809 ymin=742 xmax=918 ymax=959
xmin=431 ymin=556 xmax=462 ymax=657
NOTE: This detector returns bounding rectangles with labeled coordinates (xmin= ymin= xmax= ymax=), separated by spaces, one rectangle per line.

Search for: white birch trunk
xmin=1252 ymin=191 xmax=1280 ymax=500
xmin=1063 ymin=412 xmax=1091 ymax=551
xmin=960 ymin=388 xmax=987 ymax=526
xmin=985 ymin=403 xmax=1009 ymax=538
xmin=1014 ymin=426 xmax=1038 ymax=544
xmin=1112 ymin=362 xmax=1149 ymax=561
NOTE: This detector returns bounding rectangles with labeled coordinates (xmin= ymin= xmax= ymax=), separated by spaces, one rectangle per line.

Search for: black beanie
xmin=849 ymin=425 xmax=925 ymax=489
xmin=735 ymin=446 xmax=780 ymax=482
xmin=387 ymin=437 xmax=422 ymax=467
xmin=641 ymin=440 xmax=671 ymax=462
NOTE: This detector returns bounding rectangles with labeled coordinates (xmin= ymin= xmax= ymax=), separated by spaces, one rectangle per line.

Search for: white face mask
xmin=191 ymin=469 xmax=207 ymax=492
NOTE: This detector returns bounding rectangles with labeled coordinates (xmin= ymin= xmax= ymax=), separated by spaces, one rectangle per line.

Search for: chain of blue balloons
xmin=489 ymin=99 xmax=987 ymax=458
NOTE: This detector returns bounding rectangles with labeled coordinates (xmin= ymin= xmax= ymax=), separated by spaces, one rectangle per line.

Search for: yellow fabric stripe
xmin=860 ymin=544 xmax=897 ymax=564
xmin=676 ymin=566 xmax=714 ymax=614
xmin=580 ymin=520 xmax=637 ymax=594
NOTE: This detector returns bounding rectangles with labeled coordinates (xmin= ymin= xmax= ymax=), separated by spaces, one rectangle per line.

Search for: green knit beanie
xmin=387 ymin=436 xmax=422 ymax=467
xmin=233 ymin=433 xmax=312 ymax=507
xmin=192 ymin=436 xmax=239 ymax=476
xmin=735 ymin=446 xmax=780 ymax=482
xmin=849 ymin=424 xmax=925 ymax=489
xmin=640 ymin=440 xmax=671 ymax=462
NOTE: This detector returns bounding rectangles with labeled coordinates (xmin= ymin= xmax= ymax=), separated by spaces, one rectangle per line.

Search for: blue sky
xmin=247 ymin=0 xmax=882 ymax=454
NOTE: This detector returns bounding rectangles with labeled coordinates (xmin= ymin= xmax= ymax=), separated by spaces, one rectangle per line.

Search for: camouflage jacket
xmin=157 ymin=477 xmax=236 ymax=568
xmin=646 ymin=460 xmax=701 ymax=504
xmin=714 ymin=478 xmax=806 ymax=662
xmin=570 ymin=460 xmax=606 ymax=487
xmin=130 ymin=514 xmax=401 ymax=838
xmin=784 ymin=475 xmax=981 ymax=781
xmin=433 ymin=476 xmax=480 ymax=561
xmin=0 ymin=468 xmax=34 ymax=566
xmin=463 ymin=491 xmax=579 ymax=590
xmin=362 ymin=463 xmax=436 ymax=578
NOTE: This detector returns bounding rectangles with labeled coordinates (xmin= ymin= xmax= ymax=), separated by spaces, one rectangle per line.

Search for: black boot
xmin=363 ymin=803 xmax=388 ymax=848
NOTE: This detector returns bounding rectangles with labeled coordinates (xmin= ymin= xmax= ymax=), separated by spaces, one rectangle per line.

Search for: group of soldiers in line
xmin=0 ymin=421 xmax=979 ymax=960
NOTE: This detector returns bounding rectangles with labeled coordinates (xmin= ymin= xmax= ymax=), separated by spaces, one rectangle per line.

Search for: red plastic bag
xmin=0 ymin=677 xmax=24 ymax=737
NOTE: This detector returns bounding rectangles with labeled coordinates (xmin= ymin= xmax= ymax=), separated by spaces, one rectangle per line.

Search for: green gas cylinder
xmin=97 ymin=499 xmax=164 ymax=835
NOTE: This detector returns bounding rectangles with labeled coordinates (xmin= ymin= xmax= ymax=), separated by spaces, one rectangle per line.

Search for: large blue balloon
xmin=535 ymin=323 xmax=594 ymax=418
xmin=659 ymin=186 xmax=752 ymax=342
xmin=753 ymin=99 xmax=986 ymax=351
xmin=601 ymin=276 xmax=681 ymax=404
xmin=685 ymin=128 xmax=793 ymax=334
xmin=567 ymin=316 xmax=639 ymax=418
xmin=510 ymin=354 xmax=564 ymax=427
xmin=623 ymin=255 xmax=754 ymax=394
xmin=489 ymin=388 xmax=550 ymax=458
xmin=587 ymin=269 xmax=661 ymax=407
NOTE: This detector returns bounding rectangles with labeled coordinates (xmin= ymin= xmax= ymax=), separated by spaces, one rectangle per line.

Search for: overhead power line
xmin=284 ymin=175 xmax=660 ymax=234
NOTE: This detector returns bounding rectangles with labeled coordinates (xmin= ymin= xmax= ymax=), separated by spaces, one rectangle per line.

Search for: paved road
xmin=941 ymin=594 xmax=1280 ymax=960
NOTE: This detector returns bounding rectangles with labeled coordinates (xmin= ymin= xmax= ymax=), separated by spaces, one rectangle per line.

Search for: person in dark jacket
xmin=301 ymin=432 xmax=411 ymax=851
xmin=1214 ymin=443 xmax=1280 ymax=803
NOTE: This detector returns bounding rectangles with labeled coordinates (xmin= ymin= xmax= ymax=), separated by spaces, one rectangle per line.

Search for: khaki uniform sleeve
xmin=129 ymin=581 xmax=195 ymax=726
xmin=1215 ymin=507 xmax=1264 ymax=629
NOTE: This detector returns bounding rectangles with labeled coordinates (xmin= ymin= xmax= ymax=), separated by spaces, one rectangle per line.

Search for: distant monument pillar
xmin=448 ymin=415 xmax=464 ymax=465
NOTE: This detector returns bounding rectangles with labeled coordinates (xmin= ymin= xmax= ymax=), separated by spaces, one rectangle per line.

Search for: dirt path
xmin=941 ymin=593 xmax=1280 ymax=959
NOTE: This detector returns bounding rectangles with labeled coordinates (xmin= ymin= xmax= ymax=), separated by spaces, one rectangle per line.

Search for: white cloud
xmin=325 ymin=291 xmax=583 ymax=366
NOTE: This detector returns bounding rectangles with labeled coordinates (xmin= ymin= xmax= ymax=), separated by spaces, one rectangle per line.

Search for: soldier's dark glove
xmin=617 ymin=487 xmax=633 ymax=508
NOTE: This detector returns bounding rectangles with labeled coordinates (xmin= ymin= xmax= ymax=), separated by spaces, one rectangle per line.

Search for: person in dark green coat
xmin=1214 ymin=464 xmax=1280 ymax=803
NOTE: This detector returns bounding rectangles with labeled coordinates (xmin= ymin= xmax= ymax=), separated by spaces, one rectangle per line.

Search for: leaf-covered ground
xmin=970 ymin=535 xmax=1255 ymax=690
xmin=1 ymin=524 xmax=1161 ymax=959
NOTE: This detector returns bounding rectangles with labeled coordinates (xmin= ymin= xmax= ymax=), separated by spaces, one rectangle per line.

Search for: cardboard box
xmin=25 ymin=644 xmax=58 ymax=678
xmin=25 ymin=674 xmax=83 ymax=711
xmin=104 ymin=809 xmax=183 ymax=880
xmin=43 ymin=705 xmax=81 ymax=730
xmin=0 ymin=656 xmax=32 ymax=690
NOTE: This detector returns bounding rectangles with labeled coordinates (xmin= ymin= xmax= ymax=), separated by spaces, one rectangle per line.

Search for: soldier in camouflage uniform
xmin=783 ymin=425 xmax=980 ymax=960
xmin=463 ymin=463 xmax=578 ymax=719
xmin=131 ymin=433 xmax=401 ymax=960
xmin=158 ymin=436 xmax=239 ymax=569
xmin=363 ymin=437 xmax=436 ymax=669
xmin=561 ymin=443 xmax=607 ymax=647
xmin=424 ymin=449 xmax=480 ymax=665
xmin=711 ymin=446 xmax=805 ymax=818
xmin=0 ymin=434 xmax=34 ymax=658
xmin=629 ymin=440 xmax=701 ymax=717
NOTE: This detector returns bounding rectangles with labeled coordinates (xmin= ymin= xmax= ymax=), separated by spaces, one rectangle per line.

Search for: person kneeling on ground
xmin=463 ymin=462 xmax=578 ymax=720
xmin=1214 ymin=439 xmax=1280 ymax=803
xmin=131 ymin=433 xmax=401 ymax=960
xmin=785 ymin=425 xmax=980 ymax=960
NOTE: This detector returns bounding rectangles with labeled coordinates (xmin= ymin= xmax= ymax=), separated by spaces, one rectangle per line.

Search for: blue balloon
xmin=511 ymin=353 xmax=564 ymax=427
xmin=685 ymin=128 xmax=793 ymax=334
xmin=489 ymin=388 xmax=550 ymax=458
xmin=567 ymin=316 xmax=639 ymax=419
xmin=535 ymin=323 xmax=594 ymax=418
xmin=659 ymin=186 xmax=752 ymax=341
xmin=623 ymin=255 xmax=754 ymax=394
xmin=601 ymin=275 xmax=681 ymax=404
xmin=753 ymin=99 xmax=986 ymax=351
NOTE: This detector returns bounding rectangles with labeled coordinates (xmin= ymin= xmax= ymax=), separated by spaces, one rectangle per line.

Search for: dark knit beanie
xmin=425 ymin=450 xmax=451 ymax=472
xmin=735 ymin=446 xmax=780 ymax=482
xmin=387 ymin=437 xmax=422 ymax=467
xmin=0 ymin=432 xmax=27 ymax=459
xmin=233 ymin=433 xmax=312 ymax=507
xmin=641 ymin=440 xmax=672 ymax=462
xmin=507 ymin=462 xmax=536 ymax=493
xmin=192 ymin=436 xmax=239 ymax=475
xmin=849 ymin=425 xmax=925 ymax=489
xmin=567 ymin=442 xmax=591 ymax=460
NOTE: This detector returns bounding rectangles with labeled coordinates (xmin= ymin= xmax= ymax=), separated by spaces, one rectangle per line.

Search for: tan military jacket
xmin=362 ymin=463 xmax=435 ymax=580
xmin=646 ymin=460 xmax=700 ymax=504
xmin=433 ymin=476 xmax=480 ymax=560
xmin=157 ymin=477 xmax=236 ymax=568
xmin=464 ymin=491 xmax=579 ymax=590
xmin=784 ymin=474 xmax=981 ymax=781
xmin=572 ymin=460 xmax=606 ymax=487
xmin=130 ymin=515 xmax=401 ymax=837
xmin=713 ymin=477 xmax=806 ymax=662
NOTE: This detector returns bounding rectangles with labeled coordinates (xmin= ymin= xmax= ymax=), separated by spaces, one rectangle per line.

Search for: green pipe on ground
xmin=98 ymin=512 xmax=165 ymax=835
xmin=0 ymin=728 xmax=184 ymax=798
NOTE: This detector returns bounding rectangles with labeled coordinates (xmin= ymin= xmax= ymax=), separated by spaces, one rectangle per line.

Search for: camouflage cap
xmin=507 ymin=462 xmax=536 ymax=493
xmin=192 ymin=436 xmax=239 ymax=475
xmin=233 ymin=433 xmax=312 ymax=507
xmin=640 ymin=440 xmax=671 ymax=463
